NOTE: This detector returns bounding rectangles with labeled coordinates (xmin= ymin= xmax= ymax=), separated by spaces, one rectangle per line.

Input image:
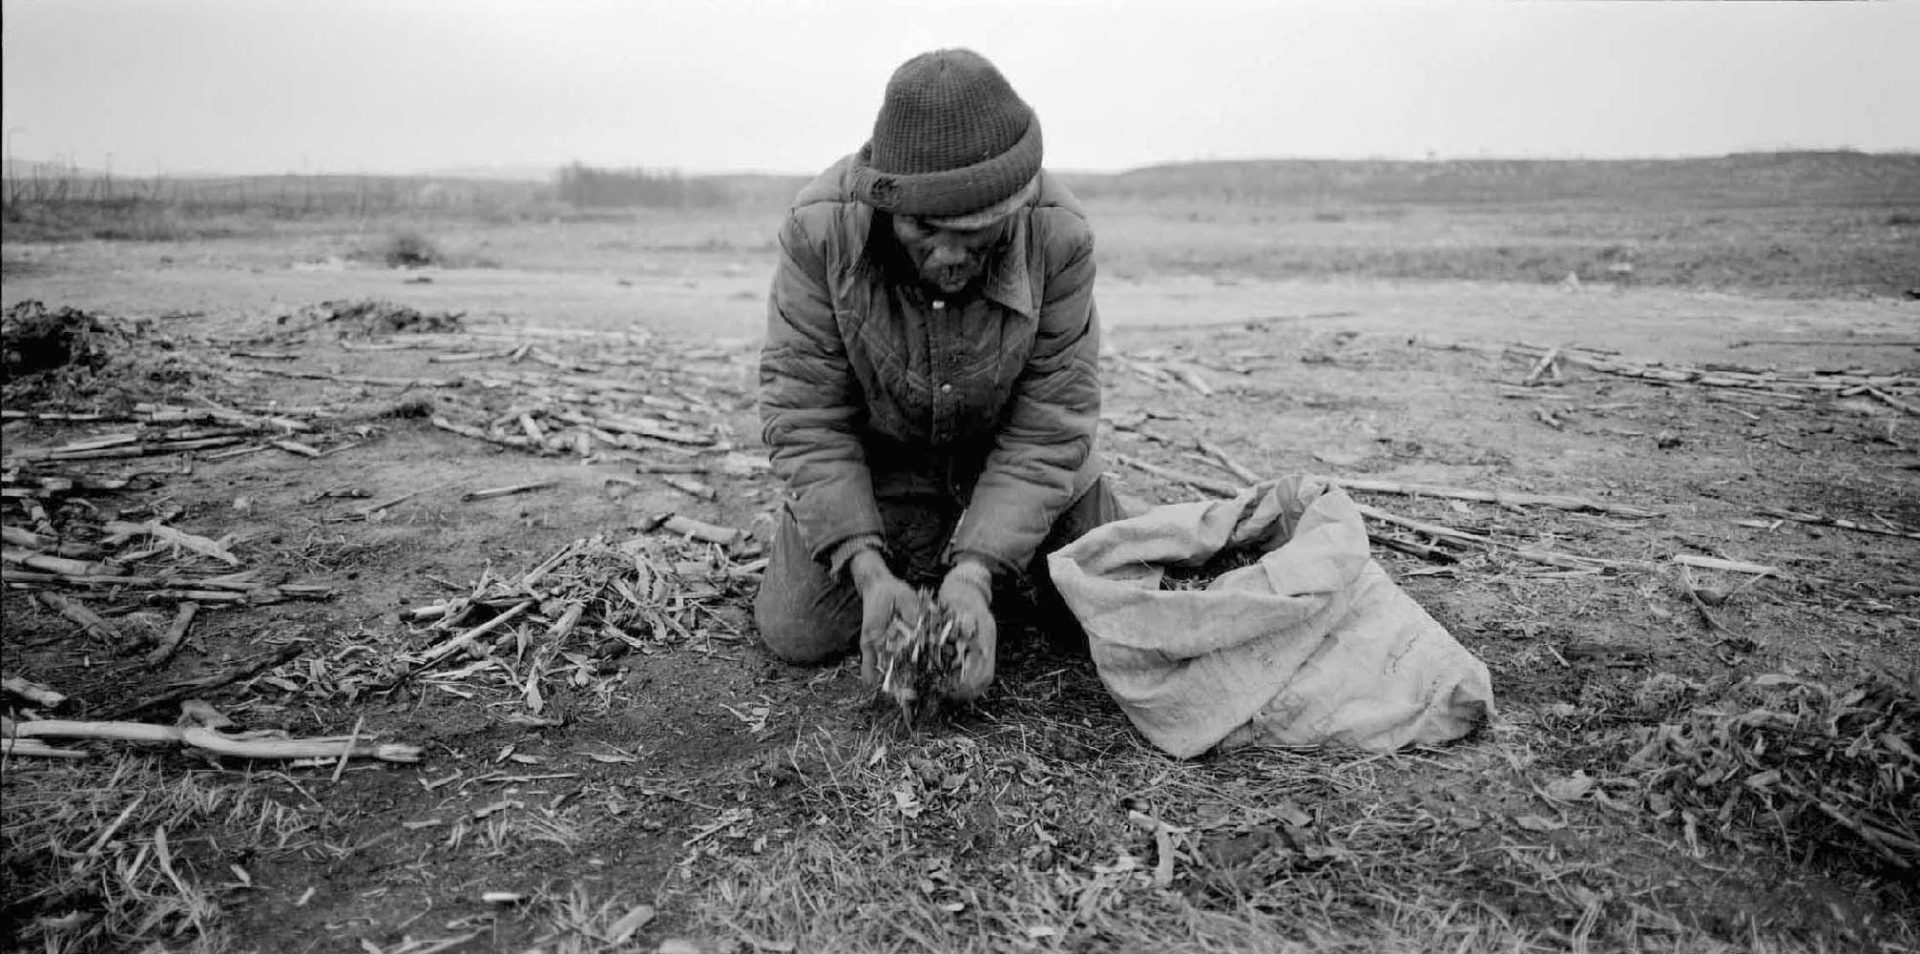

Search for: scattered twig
xmin=647 ymin=513 xmax=749 ymax=547
xmin=461 ymin=481 xmax=557 ymax=502
xmin=1195 ymin=440 xmax=1261 ymax=484
xmin=357 ymin=478 xmax=466 ymax=519
xmin=1522 ymin=347 xmax=1561 ymax=386
xmin=103 ymin=643 xmax=304 ymax=721
xmin=1113 ymin=454 xmax=1240 ymax=497
xmin=145 ymin=602 xmax=200 ymax=667
xmin=1672 ymin=554 xmax=1780 ymax=577
xmin=1730 ymin=338 xmax=1920 ymax=348
xmin=1353 ymin=503 xmax=1490 ymax=548
xmin=248 ymin=365 xmax=459 ymax=389
xmin=1756 ymin=507 xmax=1920 ymax=541
xmin=4 ymin=718 xmax=422 ymax=763
xmin=1332 ymin=477 xmax=1660 ymax=519
xmin=36 ymin=591 xmax=125 ymax=642
xmin=1863 ymin=387 xmax=1919 ymax=416
xmin=408 ymin=600 xmax=536 ymax=673
xmin=2 ymin=676 xmax=66 ymax=708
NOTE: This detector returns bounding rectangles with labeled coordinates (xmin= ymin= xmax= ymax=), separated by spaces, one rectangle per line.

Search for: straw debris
xmin=1629 ymin=671 xmax=1920 ymax=872
xmin=875 ymin=594 xmax=960 ymax=723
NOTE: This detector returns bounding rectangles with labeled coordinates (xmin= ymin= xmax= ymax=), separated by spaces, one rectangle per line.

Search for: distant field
xmin=5 ymin=152 xmax=1917 ymax=297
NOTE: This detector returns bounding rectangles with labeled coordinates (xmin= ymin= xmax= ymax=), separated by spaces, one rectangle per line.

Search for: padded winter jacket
xmin=759 ymin=154 xmax=1102 ymax=575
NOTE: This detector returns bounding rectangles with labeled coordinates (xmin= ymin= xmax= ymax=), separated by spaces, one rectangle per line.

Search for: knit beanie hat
xmin=849 ymin=48 xmax=1043 ymax=221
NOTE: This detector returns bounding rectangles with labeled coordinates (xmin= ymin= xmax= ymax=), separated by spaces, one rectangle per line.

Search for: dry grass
xmin=681 ymin=655 xmax=1852 ymax=954
xmin=1 ymin=756 xmax=315 ymax=952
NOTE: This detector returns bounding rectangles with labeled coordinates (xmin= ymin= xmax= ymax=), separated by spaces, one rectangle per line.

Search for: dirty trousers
xmin=754 ymin=477 xmax=1121 ymax=664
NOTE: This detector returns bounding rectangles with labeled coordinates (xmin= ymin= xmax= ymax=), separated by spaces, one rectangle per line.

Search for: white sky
xmin=3 ymin=0 xmax=1917 ymax=177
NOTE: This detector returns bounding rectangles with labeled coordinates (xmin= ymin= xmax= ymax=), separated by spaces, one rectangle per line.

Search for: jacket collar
xmin=856 ymin=205 xmax=1037 ymax=320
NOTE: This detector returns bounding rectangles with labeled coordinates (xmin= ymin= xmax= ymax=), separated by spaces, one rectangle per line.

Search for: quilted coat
xmin=758 ymin=154 xmax=1102 ymax=574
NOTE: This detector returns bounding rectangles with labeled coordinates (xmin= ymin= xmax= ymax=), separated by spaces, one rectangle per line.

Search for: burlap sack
xmin=1047 ymin=476 xmax=1495 ymax=757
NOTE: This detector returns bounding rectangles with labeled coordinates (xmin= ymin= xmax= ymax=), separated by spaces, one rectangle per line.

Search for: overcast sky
xmin=3 ymin=0 xmax=1916 ymax=177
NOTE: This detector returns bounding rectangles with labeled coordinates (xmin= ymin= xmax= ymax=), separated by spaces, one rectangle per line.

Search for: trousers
xmin=753 ymin=476 xmax=1121 ymax=664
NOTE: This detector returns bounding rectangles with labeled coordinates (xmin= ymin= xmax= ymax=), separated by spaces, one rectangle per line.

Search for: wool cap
xmin=849 ymin=48 xmax=1043 ymax=220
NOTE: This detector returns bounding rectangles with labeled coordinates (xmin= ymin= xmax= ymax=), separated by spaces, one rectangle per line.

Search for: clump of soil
xmin=279 ymin=299 xmax=464 ymax=338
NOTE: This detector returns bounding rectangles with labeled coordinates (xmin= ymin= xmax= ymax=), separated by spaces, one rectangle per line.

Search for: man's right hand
xmin=848 ymin=548 xmax=921 ymax=686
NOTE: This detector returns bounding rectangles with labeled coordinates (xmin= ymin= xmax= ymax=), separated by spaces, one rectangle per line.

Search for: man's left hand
xmin=937 ymin=558 xmax=997 ymax=701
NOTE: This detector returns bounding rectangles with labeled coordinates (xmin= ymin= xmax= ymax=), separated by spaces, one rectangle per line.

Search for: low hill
xmin=1060 ymin=151 xmax=1920 ymax=208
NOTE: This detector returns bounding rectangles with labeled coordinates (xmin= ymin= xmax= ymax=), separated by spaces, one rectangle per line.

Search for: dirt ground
xmin=2 ymin=215 xmax=1917 ymax=954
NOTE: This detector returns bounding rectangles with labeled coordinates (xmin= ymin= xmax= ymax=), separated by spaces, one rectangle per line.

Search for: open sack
xmin=1046 ymin=476 xmax=1495 ymax=757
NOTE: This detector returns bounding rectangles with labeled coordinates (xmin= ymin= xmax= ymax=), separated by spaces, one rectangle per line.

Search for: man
xmin=755 ymin=48 xmax=1117 ymax=701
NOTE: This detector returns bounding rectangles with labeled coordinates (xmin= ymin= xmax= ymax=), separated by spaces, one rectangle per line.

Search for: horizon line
xmin=5 ymin=147 xmax=1916 ymax=182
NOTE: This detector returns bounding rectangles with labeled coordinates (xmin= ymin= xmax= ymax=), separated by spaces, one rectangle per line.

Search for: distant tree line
xmin=554 ymin=162 xmax=727 ymax=209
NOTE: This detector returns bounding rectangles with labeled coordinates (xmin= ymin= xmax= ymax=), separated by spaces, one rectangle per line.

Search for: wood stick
xmin=271 ymin=438 xmax=323 ymax=458
xmin=1730 ymin=338 xmax=1920 ymax=348
xmin=519 ymin=540 xmax=581 ymax=590
xmin=6 ymin=719 xmax=422 ymax=763
xmin=0 ymin=527 xmax=102 ymax=559
xmin=1171 ymin=366 xmax=1214 ymax=397
xmin=1522 ymin=347 xmax=1561 ymax=386
xmin=2 ymin=676 xmax=66 ymax=708
xmin=660 ymin=475 xmax=717 ymax=500
xmin=1865 ymin=387 xmax=1920 ymax=416
xmin=1371 ymin=534 xmax=1458 ymax=563
xmin=1332 ymin=477 xmax=1659 ymax=519
xmin=101 ymin=521 xmax=241 ymax=566
xmin=1113 ymin=454 xmax=1241 ymax=497
xmin=1672 ymin=554 xmax=1779 ymax=577
xmin=2 ymin=738 xmax=90 ymax=759
xmin=145 ymin=602 xmax=199 ymax=667
xmin=37 ymin=591 xmax=125 ymax=642
xmin=591 ymin=414 xmax=714 ymax=446
xmin=102 ymin=643 xmax=303 ymax=721
xmin=1195 ymin=440 xmax=1261 ymax=484
xmin=45 ymin=436 xmax=247 ymax=460
xmin=358 ymin=477 xmax=465 ymax=518
xmin=409 ymin=599 xmax=535 ymax=671
xmin=1511 ymin=549 xmax=1612 ymax=572
xmin=647 ymin=513 xmax=748 ymax=546
xmin=461 ymin=481 xmax=556 ymax=502
xmin=431 ymin=415 xmax=536 ymax=450
xmin=633 ymin=461 xmax=715 ymax=475
xmin=1353 ymin=503 xmax=1490 ymax=547
xmin=250 ymin=366 xmax=459 ymax=389
xmin=523 ymin=602 xmax=585 ymax=714
xmin=518 ymin=414 xmax=545 ymax=444
xmin=1756 ymin=506 xmax=1920 ymax=541
xmin=0 ymin=410 xmax=116 ymax=422
xmin=3 ymin=549 xmax=121 ymax=577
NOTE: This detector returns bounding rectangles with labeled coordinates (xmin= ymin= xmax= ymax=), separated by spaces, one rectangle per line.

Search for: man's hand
xmin=938 ymin=557 xmax=997 ymax=701
xmin=848 ymin=548 xmax=921 ymax=686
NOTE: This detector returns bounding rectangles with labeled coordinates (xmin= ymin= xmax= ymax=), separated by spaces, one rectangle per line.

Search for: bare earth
xmin=2 ymin=215 xmax=1917 ymax=954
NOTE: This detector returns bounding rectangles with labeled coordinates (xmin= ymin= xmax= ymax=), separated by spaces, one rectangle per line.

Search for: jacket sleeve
xmin=758 ymin=209 xmax=886 ymax=563
xmin=948 ymin=220 xmax=1101 ymax=570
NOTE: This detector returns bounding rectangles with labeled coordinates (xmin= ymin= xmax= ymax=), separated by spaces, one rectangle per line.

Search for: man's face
xmin=890 ymin=215 xmax=1010 ymax=297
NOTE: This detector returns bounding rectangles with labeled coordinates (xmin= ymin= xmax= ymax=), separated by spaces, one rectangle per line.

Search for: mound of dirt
xmin=2 ymin=300 xmax=113 ymax=377
xmin=279 ymin=299 xmax=464 ymax=338
xmin=0 ymin=301 xmax=186 ymax=408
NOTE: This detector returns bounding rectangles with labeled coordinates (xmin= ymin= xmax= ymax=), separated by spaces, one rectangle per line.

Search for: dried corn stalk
xmin=1629 ymin=671 xmax=1919 ymax=872
xmin=876 ymin=593 xmax=960 ymax=724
